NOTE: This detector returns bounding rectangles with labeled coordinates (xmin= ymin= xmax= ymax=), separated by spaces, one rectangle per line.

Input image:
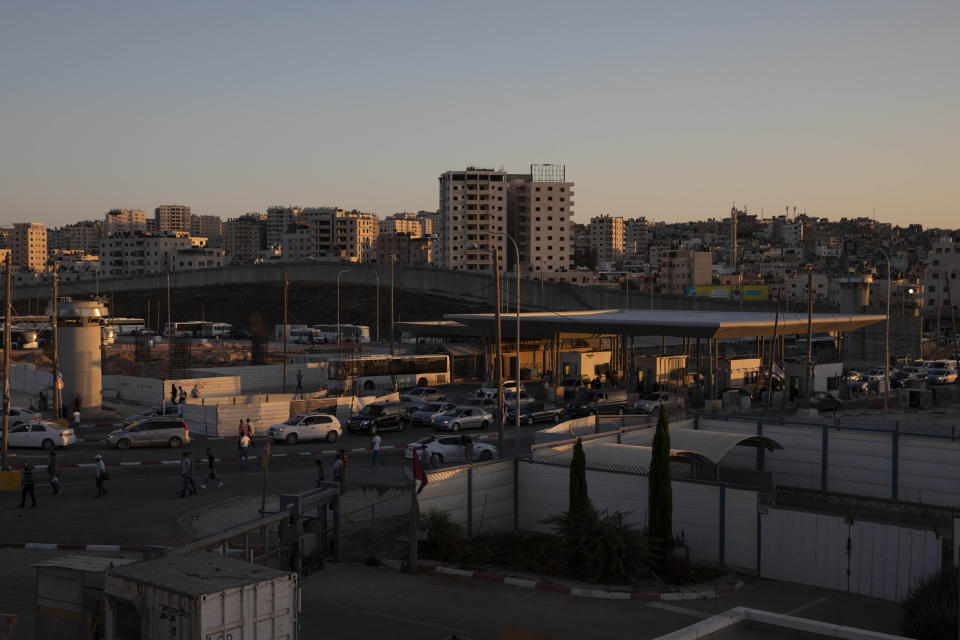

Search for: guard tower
xmin=58 ymin=299 xmax=108 ymax=412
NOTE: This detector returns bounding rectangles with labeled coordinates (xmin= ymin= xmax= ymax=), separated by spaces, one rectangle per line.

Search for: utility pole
xmin=146 ymin=299 xmax=150 ymax=334
xmin=805 ymin=269 xmax=813 ymax=408
xmin=766 ymin=287 xmax=782 ymax=414
xmin=937 ymin=271 xmax=942 ymax=349
xmin=375 ymin=270 xmax=380 ymax=342
xmin=389 ymin=255 xmax=396 ymax=356
xmin=2 ymin=255 xmax=11 ymax=470
xmin=52 ymin=261 xmax=60 ymax=419
xmin=493 ymin=246 xmax=504 ymax=458
xmin=282 ymin=272 xmax=288 ymax=393
xmin=166 ymin=272 xmax=171 ymax=339
xmin=946 ymin=277 xmax=960 ymax=396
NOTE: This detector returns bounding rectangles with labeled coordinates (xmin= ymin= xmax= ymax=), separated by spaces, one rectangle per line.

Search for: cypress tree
xmin=648 ymin=404 xmax=673 ymax=562
xmin=569 ymin=437 xmax=592 ymax=520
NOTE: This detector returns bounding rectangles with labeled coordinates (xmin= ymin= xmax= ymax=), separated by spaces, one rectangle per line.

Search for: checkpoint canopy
xmin=398 ymin=309 xmax=888 ymax=340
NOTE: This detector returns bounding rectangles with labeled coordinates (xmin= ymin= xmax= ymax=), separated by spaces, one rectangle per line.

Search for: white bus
xmin=164 ymin=321 xmax=232 ymax=338
xmin=313 ymin=324 xmax=371 ymax=344
xmin=109 ymin=317 xmax=146 ymax=336
xmin=332 ymin=354 xmax=450 ymax=391
xmin=289 ymin=327 xmax=321 ymax=344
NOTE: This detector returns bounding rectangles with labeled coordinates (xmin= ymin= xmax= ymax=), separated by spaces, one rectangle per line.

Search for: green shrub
xmin=901 ymin=566 xmax=957 ymax=639
xmin=420 ymin=508 xmax=462 ymax=562
xmin=546 ymin=509 xmax=651 ymax=584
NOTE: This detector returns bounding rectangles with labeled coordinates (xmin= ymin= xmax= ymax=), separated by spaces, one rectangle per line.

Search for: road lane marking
xmin=337 ymin=605 xmax=464 ymax=634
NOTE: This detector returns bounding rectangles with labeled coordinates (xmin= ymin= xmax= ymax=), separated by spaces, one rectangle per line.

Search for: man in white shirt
xmin=371 ymin=431 xmax=385 ymax=467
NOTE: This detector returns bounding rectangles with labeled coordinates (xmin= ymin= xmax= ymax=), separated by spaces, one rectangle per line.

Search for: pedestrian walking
xmin=371 ymin=431 xmax=385 ymax=467
xmin=170 ymin=384 xmax=178 ymax=404
xmin=17 ymin=461 xmax=37 ymax=508
xmin=73 ymin=393 xmax=82 ymax=413
xmin=333 ymin=449 xmax=347 ymax=494
xmin=178 ymin=451 xmax=197 ymax=497
xmin=239 ymin=434 xmax=251 ymax=470
xmin=47 ymin=452 xmax=61 ymax=495
xmin=72 ymin=409 xmax=81 ymax=436
xmin=94 ymin=455 xmax=108 ymax=497
xmin=199 ymin=448 xmax=223 ymax=489
xmin=461 ymin=434 xmax=473 ymax=464
xmin=296 ymin=369 xmax=303 ymax=391
xmin=178 ymin=386 xmax=187 ymax=404
xmin=191 ymin=384 xmax=200 ymax=398
xmin=246 ymin=418 xmax=255 ymax=448
xmin=314 ymin=458 xmax=325 ymax=488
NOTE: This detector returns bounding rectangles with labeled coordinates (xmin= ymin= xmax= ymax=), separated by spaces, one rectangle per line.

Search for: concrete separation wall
xmin=7 ymin=363 xmax=52 ymax=396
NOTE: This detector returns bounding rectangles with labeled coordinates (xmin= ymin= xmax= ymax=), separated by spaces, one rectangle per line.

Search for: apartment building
xmin=171 ymin=246 xmax=226 ymax=271
xmin=104 ymin=209 xmax=146 ymax=235
xmin=265 ymin=206 xmax=303 ymax=247
xmin=99 ymin=231 xmax=205 ymax=278
xmin=922 ymin=237 xmax=960 ymax=309
xmin=191 ymin=214 xmax=223 ymax=246
xmin=507 ymin=164 xmax=573 ymax=278
xmin=589 ymin=215 xmax=625 ymax=267
xmin=48 ymin=220 xmax=103 ymax=254
xmin=155 ymin=205 xmax=192 ymax=233
xmin=334 ymin=210 xmax=378 ymax=263
xmin=657 ymin=249 xmax=712 ymax=294
xmin=279 ymin=222 xmax=318 ymax=262
xmin=377 ymin=233 xmax=432 ymax=266
xmin=301 ymin=207 xmax=338 ymax=257
xmin=437 ymin=168 xmax=508 ymax=272
xmin=223 ymin=213 xmax=266 ymax=264
xmin=624 ymin=218 xmax=649 ymax=256
xmin=381 ymin=212 xmax=430 ymax=237
xmin=10 ymin=222 xmax=48 ymax=272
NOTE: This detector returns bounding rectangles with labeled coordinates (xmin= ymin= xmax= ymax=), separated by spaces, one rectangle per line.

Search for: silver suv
xmin=105 ymin=417 xmax=191 ymax=449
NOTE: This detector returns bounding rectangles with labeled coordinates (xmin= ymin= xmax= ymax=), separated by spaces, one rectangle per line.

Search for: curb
xmin=59 ymin=434 xmax=497 ymax=469
xmin=379 ymin=559 xmax=744 ymax=601
xmin=0 ymin=542 xmax=143 ymax=552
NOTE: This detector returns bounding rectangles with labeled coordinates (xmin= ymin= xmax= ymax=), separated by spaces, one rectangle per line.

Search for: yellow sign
xmin=685 ymin=284 xmax=770 ymax=301
xmin=0 ymin=471 xmax=22 ymax=492
xmin=261 ymin=441 xmax=271 ymax=470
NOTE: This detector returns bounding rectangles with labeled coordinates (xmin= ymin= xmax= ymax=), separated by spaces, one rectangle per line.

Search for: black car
xmin=346 ymin=402 xmax=410 ymax=433
xmin=507 ymin=401 xmax=565 ymax=426
xmin=229 ymin=329 xmax=252 ymax=339
xmin=566 ymin=389 xmax=628 ymax=417
xmin=811 ymin=392 xmax=842 ymax=411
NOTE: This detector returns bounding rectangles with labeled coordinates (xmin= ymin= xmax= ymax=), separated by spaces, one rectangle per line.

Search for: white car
xmin=6 ymin=407 xmax=41 ymax=428
xmin=267 ymin=413 xmax=341 ymax=444
xmin=2 ymin=421 xmax=77 ymax=450
xmin=634 ymin=392 xmax=683 ymax=414
xmin=476 ymin=380 xmax=525 ymax=400
xmin=405 ymin=435 xmax=497 ymax=466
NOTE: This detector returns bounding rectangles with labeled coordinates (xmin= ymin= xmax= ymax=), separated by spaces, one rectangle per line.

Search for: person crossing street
xmin=17 ymin=461 xmax=37 ymax=508
xmin=94 ymin=455 xmax=108 ymax=497
xmin=178 ymin=451 xmax=197 ymax=497
xmin=371 ymin=430 xmax=385 ymax=467
xmin=47 ymin=452 xmax=61 ymax=495
xmin=199 ymin=448 xmax=223 ymax=489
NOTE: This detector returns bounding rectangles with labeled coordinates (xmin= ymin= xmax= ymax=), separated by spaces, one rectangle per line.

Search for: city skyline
xmin=1 ymin=1 xmax=957 ymax=227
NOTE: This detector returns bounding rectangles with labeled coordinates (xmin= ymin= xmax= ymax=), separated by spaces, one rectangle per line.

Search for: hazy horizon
xmin=1 ymin=1 xmax=957 ymax=228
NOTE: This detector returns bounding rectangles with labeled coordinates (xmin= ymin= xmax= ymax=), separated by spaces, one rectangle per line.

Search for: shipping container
xmin=104 ymin=552 xmax=298 ymax=640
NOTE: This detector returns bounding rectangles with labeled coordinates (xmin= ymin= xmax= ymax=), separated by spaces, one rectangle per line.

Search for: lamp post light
xmin=471 ymin=234 xmax=522 ymax=457
xmin=876 ymin=249 xmax=891 ymax=420
xmin=337 ymin=269 xmax=351 ymax=387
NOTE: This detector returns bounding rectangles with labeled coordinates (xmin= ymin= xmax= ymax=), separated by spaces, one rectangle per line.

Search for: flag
xmin=771 ymin=362 xmax=785 ymax=381
xmin=413 ymin=449 xmax=428 ymax=494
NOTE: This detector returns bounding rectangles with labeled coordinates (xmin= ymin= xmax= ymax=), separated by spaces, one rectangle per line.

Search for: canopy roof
xmin=436 ymin=309 xmax=886 ymax=339
xmin=622 ymin=427 xmax=783 ymax=463
xmin=532 ymin=442 xmax=710 ymax=474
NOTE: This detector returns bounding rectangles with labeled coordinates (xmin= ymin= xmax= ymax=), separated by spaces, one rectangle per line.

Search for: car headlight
xmin=275 ymin=427 xmax=284 ymax=432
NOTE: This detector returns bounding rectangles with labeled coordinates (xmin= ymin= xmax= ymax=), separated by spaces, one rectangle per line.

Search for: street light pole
xmin=877 ymin=249 xmax=891 ymax=419
xmin=52 ymin=261 xmax=60 ymax=419
xmin=373 ymin=270 xmax=380 ymax=343
xmin=337 ymin=269 xmax=351 ymax=387
xmin=282 ymin=272 xmax=288 ymax=393
xmin=389 ymin=254 xmax=396 ymax=356
xmin=500 ymin=233 xmax=521 ymax=456
xmin=2 ymin=255 xmax=11 ymax=470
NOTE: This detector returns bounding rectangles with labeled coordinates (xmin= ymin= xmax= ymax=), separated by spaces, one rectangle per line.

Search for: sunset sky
xmin=1 ymin=1 xmax=957 ymax=227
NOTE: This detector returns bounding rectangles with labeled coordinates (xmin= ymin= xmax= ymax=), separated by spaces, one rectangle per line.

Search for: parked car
xmin=405 ymin=434 xmax=497 ymax=465
xmin=845 ymin=376 xmax=869 ymax=393
xmin=476 ymin=380 xmax=525 ymax=399
xmin=503 ymin=390 xmax=534 ymax=406
xmin=115 ymin=405 xmax=183 ymax=427
xmin=104 ymin=417 xmax=191 ymax=449
xmin=458 ymin=397 xmax=498 ymax=412
xmin=346 ymin=402 xmax=409 ymax=434
xmin=410 ymin=402 xmax=458 ymax=427
xmin=924 ymin=367 xmax=958 ymax=385
xmin=634 ymin=391 xmax=683 ymax=414
xmin=889 ymin=370 xmax=917 ymax=389
xmin=229 ymin=329 xmax=252 ymax=339
xmin=430 ymin=407 xmax=493 ymax=431
xmin=567 ymin=388 xmax=628 ymax=417
xmin=6 ymin=407 xmax=41 ymax=428
xmin=1 ymin=421 xmax=77 ymax=450
xmin=507 ymin=401 xmax=565 ymax=426
xmin=403 ymin=387 xmax=445 ymax=403
xmin=810 ymin=391 xmax=842 ymax=411
xmin=267 ymin=413 xmax=341 ymax=444
xmin=863 ymin=374 xmax=887 ymax=392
